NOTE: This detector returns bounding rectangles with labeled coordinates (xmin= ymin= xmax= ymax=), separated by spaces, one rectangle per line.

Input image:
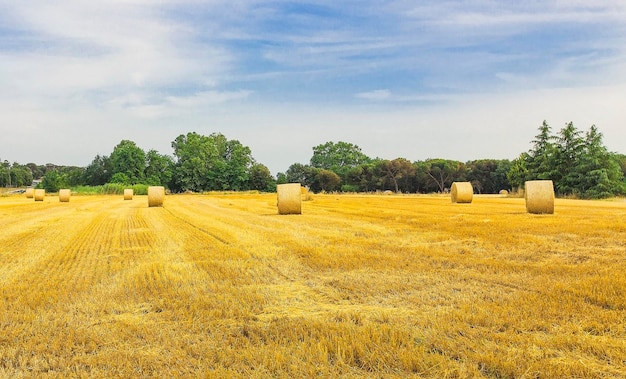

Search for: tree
xmin=40 ymin=170 xmax=64 ymax=192
xmin=109 ymin=140 xmax=146 ymax=184
xmin=507 ymin=153 xmax=530 ymax=191
xmin=145 ymin=149 xmax=174 ymax=188
xmin=284 ymin=163 xmax=318 ymax=189
xmin=248 ymin=163 xmax=275 ymax=192
xmin=552 ymin=122 xmax=585 ymax=195
xmin=9 ymin=164 xmax=34 ymax=187
xmin=171 ymin=132 xmax=254 ymax=192
xmin=375 ymin=158 xmax=415 ymax=193
xmin=527 ymin=120 xmax=556 ymax=180
xmin=83 ymin=155 xmax=111 ymax=186
xmin=576 ymin=125 xmax=625 ymax=198
xmin=314 ymin=169 xmax=341 ymax=192
xmin=466 ymin=159 xmax=511 ymax=194
xmin=310 ymin=141 xmax=371 ymax=181
xmin=417 ymin=159 xmax=466 ymax=193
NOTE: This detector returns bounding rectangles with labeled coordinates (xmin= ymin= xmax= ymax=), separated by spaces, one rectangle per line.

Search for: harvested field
xmin=0 ymin=193 xmax=625 ymax=378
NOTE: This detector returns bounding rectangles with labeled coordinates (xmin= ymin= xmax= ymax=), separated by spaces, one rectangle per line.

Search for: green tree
xmin=285 ymin=163 xmax=318 ymax=189
xmin=553 ymin=122 xmax=585 ymax=195
xmin=248 ymin=163 xmax=275 ymax=192
xmin=0 ymin=160 xmax=10 ymax=187
xmin=314 ymin=169 xmax=341 ymax=192
xmin=310 ymin=141 xmax=371 ymax=181
xmin=507 ymin=153 xmax=530 ymax=191
xmin=145 ymin=149 xmax=174 ymax=188
xmin=576 ymin=125 xmax=625 ymax=198
xmin=109 ymin=140 xmax=146 ymax=184
xmin=527 ymin=120 xmax=556 ymax=180
xmin=40 ymin=170 xmax=64 ymax=192
xmin=171 ymin=132 xmax=253 ymax=192
xmin=375 ymin=158 xmax=415 ymax=193
xmin=418 ymin=159 xmax=466 ymax=193
xmin=83 ymin=155 xmax=111 ymax=186
xmin=10 ymin=164 xmax=34 ymax=187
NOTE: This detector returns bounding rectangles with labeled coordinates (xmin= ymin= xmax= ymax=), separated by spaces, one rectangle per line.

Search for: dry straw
xmin=59 ymin=189 xmax=71 ymax=202
xmin=301 ymin=186 xmax=313 ymax=201
xmin=34 ymin=189 xmax=45 ymax=201
xmin=148 ymin=186 xmax=165 ymax=207
xmin=525 ymin=180 xmax=554 ymax=214
xmin=25 ymin=187 xmax=34 ymax=199
xmin=124 ymin=189 xmax=134 ymax=200
xmin=451 ymin=182 xmax=473 ymax=203
xmin=277 ymin=183 xmax=302 ymax=214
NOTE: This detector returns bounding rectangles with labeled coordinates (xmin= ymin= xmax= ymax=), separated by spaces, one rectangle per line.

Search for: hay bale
xmin=34 ymin=189 xmax=45 ymax=201
xmin=277 ymin=183 xmax=302 ymax=215
xmin=525 ymin=180 xmax=554 ymax=214
xmin=148 ymin=186 xmax=165 ymax=207
xmin=25 ymin=187 xmax=34 ymax=198
xmin=124 ymin=188 xmax=134 ymax=200
xmin=499 ymin=189 xmax=509 ymax=195
xmin=301 ymin=186 xmax=313 ymax=201
xmin=451 ymin=182 xmax=473 ymax=203
xmin=59 ymin=189 xmax=71 ymax=202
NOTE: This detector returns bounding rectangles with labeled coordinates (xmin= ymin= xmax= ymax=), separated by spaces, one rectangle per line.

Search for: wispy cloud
xmin=1 ymin=0 xmax=626 ymax=172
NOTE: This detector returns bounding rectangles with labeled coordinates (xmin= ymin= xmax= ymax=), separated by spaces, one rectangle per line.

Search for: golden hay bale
xmin=59 ymin=189 xmax=71 ymax=202
xmin=451 ymin=182 xmax=473 ymax=203
xmin=525 ymin=180 xmax=554 ymax=214
xmin=124 ymin=188 xmax=134 ymax=200
xmin=499 ymin=189 xmax=509 ymax=195
xmin=301 ymin=186 xmax=313 ymax=201
xmin=148 ymin=186 xmax=165 ymax=207
xmin=34 ymin=189 xmax=45 ymax=201
xmin=25 ymin=187 xmax=34 ymax=198
xmin=277 ymin=183 xmax=302 ymax=215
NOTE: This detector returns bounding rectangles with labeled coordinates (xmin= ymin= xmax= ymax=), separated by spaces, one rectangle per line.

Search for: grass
xmin=0 ymin=193 xmax=625 ymax=377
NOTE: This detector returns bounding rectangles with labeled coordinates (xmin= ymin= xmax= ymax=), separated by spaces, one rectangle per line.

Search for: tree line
xmin=2 ymin=122 xmax=625 ymax=199
xmin=277 ymin=122 xmax=625 ymax=198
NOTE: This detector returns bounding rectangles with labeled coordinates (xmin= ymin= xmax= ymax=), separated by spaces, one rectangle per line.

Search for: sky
xmin=1 ymin=0 xmax=625 ymax=175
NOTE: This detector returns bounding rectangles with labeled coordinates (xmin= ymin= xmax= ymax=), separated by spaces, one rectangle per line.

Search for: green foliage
xmin=40 ymin=170 xmax=65 ymax=192
xmin=171 ymin=132 xmax=254 ymax=192
xmin=100 ymin=183 xmax=148 ymax=195
xmin=248 ymin=163 xmax=275 ymax=192
xmin=83 ymin=155 xmax=111 ymax=186
xmin=416 ymin=159 xmax=466 ymax=193
xmin=310 ymin=141 xmax=371 ymax=181
xmin=110 ymin=172 xmax=130 ymax=185
xmin=145 ymin=149 xmax=174 ymax=188
xmin=375 ymin=158 xmax=415 ymax=193
xmin=285 ymin=163 xmax=319 ymax=189
xmin=314 ymin=169 xmax=341 ymax=192
xmin=110 ymin=140 xmax=146 ymax=184
xmin=514 ymin=121 xmax=625 ymax=198
xmin=467 ymin=159 xmax=512 ymax=194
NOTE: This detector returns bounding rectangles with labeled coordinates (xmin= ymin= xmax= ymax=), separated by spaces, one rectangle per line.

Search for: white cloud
xmin=355 ymin=89 xmax=391 ymax=101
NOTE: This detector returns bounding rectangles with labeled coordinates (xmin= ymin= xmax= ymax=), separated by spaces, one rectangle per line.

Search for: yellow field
xmin=1 ymin=193 xmax=625 ymax=378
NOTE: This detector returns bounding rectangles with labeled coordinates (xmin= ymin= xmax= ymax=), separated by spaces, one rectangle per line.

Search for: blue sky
xmin=1 ymin=1 xmax=625 ymax=174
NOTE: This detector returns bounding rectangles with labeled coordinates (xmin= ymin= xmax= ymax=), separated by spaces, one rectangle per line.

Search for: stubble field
xmin=0 ymin=192 xmax=625 ymax=378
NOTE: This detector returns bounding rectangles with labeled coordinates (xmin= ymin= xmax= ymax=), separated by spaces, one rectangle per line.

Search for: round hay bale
xmin=34 ymin=189 xmax=45 ymax=201
xmin=148 ymin=186 xmax=165 ymax=207
xmin=59 ymin=189 xmax=71 ymax=202
xmin=301 ymin=186 xmax=313 ymax=201
xmin=25 ymin=187 xmax=35 ymax=198
xmin=525 ymin=180 xmax=554 ymax=214
xmin=499 ymin=189 xmax=509 ymax=195
xmin=451 ymin=182 xmax=473 ymax=203
xmin=277 ymin=183 xmax=302 ymax=215
xmin=124 ymin=188 xmax=134 ymax=200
